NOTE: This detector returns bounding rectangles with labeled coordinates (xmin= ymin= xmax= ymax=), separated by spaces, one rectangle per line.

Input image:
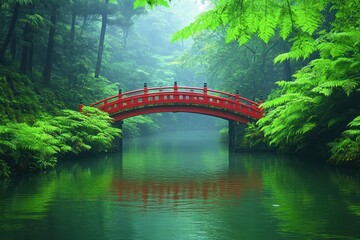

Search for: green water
xmin=1 ymin=130 xmax=359 ymax=240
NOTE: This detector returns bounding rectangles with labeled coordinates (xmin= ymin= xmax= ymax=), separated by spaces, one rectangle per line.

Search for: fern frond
xmin=278 ymin=1 xmax=293 ymax=40
xmin=258 ymin=0 xmax=281 ymax=43
xmin=348 ymin=116 xmax=360 ymax=128
xmin=172 ymin=9 xmax=220 ymax=42
xmin=296 ymin=122 xmax=317 ymax=135
xmin=274 ymin=34 xmax=317 ymax=62
xmin=292 ymin=0 xmax=326 ymax=35
xmin=318 ymin=79 xmax=358 ymax=96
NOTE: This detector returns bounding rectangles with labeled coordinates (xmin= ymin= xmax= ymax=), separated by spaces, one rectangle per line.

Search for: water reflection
xmin=112 ymin=172 xmax=262 ymax=206
xmin=0 ymin=131 xmax=360 ymax=240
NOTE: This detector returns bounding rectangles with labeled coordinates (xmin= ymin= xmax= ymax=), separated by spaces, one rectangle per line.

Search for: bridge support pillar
xmin=111 ymin=121 xmax=123 ymax=152
xmin=228 ymin=120 xmax=237 ymax=148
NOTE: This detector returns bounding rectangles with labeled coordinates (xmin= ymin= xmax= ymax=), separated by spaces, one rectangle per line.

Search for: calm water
xmin=1 ymin=130 xmax=359 ymax=240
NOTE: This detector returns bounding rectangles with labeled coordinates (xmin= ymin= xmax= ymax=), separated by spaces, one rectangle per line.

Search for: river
xmin=0 ymin=129 xmax=359 ymax=240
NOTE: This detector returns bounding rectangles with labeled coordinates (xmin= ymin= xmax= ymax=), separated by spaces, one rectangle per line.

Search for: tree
xmin=95 ymin=0 xmax=110 ymax=78
xmin=179 ymin=31 xmax=285 ymax=98
xmin=0 ymin=0 xmax=33 ymax=64
xmin=113 ymin=0 xmax=145 ymax=48
xmin=20 ymin=3 xmax=43 ymax=74
xmin=42 ymin=2 xmax=59 ymax=86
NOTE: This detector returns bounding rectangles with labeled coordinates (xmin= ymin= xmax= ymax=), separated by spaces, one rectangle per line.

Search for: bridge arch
xmin=81 ymin=83 xmax=263 ymax=124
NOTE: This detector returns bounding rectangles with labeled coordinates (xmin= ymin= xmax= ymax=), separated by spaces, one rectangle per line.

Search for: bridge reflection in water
xmin=112 ymin=173 xmax=262 ymax=206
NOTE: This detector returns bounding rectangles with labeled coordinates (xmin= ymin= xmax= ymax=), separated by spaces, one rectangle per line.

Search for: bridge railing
xmin=87 ymin=83 xmax=263 ymax=120
xmin=90 ymin=83 xmax=260 ymax=107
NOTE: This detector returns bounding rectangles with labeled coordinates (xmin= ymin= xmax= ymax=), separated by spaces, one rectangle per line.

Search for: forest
xmin=0 ymin=0 xmax=359 ymax=178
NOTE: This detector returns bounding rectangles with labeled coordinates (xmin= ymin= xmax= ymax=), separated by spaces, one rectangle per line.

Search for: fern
xmin=274 ymin=33 xmax=318 ymax=62
xmin=329 ymin=115 xmax=360 ymax=163
xmin=0 ymin=159 xmax=10 ymax=179
xmin=0 ymin=106 xmax=122 ymax=177
xmin=123 ymin=115 xmax=159 ymax=137
xmin=278 ymin=1 xmax=293 ymax=40
xmin=292 ymin=0 xmax=326 ymax=35
xmin=134 ymin=0 xmax=169 ymax=9
xmin=241 ymin=122 xmax=271 ymax=150
xmin=258 ymin=0 xmax=281 ymax=43
xmin=348 ymin=116 xmax=360 ymax=127
xmin=260 ymin=21 xmax=360 ymax=156
xmin=47 ymin=106 xmax=121 ymax=154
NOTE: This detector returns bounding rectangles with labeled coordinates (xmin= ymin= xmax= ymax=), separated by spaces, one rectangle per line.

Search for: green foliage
xmin=134 ymin=0 xmax=169 ymax=9
xmin=219 ymin=127 xmax=228 ymax=142
xmin=0 ymin=159 xmax=10 ymax=179
xmin=172 ymin=0 xmax=330 ymax=45
xmin=0 ymin=107 xmax=121 ymax=178
xmin=178 ymin=31 xmax=283 ymax=98
xmin=256 ymin=31 xmax=359 ymax=160
xmin=234 ymin=0 xmax=360 ymax=163
xmin=67 ymin=74 xmax=118 ymax=106
xmin=45 ymin=106 xmax=121 ymax=154
xmin=19 ymin=13 xmax=44 ymax=28
xmin=0 ymin=68 xmax=45 ymax=123
xmin=0 ymin=122 xmax=59 ymax=171
xmin=240 ymin=122 xmax=270 ymax=151
xmin=329 ymin=116 xmax=360 ymax=164
xmin=123 ymin=115 xmax=159 ymax=137
xmin=1 ymin=0 xmax=32 ymax=11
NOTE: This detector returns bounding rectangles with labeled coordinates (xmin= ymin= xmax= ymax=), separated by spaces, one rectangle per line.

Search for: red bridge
xmin=81 ymin=83 xmax=263 ymax=123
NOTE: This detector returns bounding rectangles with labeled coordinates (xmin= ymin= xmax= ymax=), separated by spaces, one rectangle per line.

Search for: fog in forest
xmin=102 ymin=0 xmax=226 ymax=135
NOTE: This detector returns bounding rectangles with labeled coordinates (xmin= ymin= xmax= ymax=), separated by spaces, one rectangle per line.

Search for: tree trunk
xmin=282 ymin=42 xmax=292 ymax=81
xmin=123 ymin=27 xmax=129 ymax=48
xmin=20 ymin=23 xmax=31 ymax=73
xmin=10 ymin=34 xmax=17 ymax=60
xmin=80 ymin=14 xmax=88 ymax=35
xmin=27 ymin=42 xmax=33 ymax=74
xmin=0 ymin=2 xmax=20 ymax=64
xmin=70 ymin=9 xmax=76 ymax=48
xmin=42 ymin=5 xmax=57 ymax=87
xmin=22 ymin=2 xmax=35 ymax=75
xmin=283 ymin=59 xmax=292 ymax=81
xmin=95 ymin=0 xmax=109 ymax=78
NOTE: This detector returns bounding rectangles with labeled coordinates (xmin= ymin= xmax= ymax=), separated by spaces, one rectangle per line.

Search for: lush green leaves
xmin=134 ymin=0 xmax=169 ymax=9
xmin=240 ymin=122 xmax=270 ymax=151
xmin=123 ymin=115 xmax=159 ymax=137
xmin=329 ymin=116 xmax=360 ymax=164
xmin=172 ymin=0 xmax=330 ymax=45
xmin=0 ymin=107 xmax=121 ymax=178
xmin=257 ymin=32 xmax=359 ymax=159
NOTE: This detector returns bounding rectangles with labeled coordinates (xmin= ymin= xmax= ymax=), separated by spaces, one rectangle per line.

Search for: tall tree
xmin=42 ymin=3 xmax=58 ymax=86
xmin=115 ymin=0 xmax=145 ymax=48
xmin=95 ymin=0 xmax=109 ymax=78
xmin=20 ymin=3 xmax=42 ymax=74
xmin=0 ymin=1 xmax=20 ymax=64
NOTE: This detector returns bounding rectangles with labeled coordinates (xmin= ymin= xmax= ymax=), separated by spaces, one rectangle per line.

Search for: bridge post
xmin=118 ymin=89 xmax=122 ymax=98
xmin=203 ymin=83 xmax=208 ymax=94
xmin=111 ymin=120 xmax=123 ymax=152
xmin=174 ymin=81 xmax=178 ymax=91
xmin=228 ymin=120 xmax=237 ymax=148
xmin=144 ymin=83 xmax=148 ymax=94
xmin=79 ymin=101 xmax=84 ymax=112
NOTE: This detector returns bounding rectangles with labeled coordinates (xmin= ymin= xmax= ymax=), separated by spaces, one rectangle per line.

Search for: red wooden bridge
xmin=81 ymin=83 xmax=263 ymax=123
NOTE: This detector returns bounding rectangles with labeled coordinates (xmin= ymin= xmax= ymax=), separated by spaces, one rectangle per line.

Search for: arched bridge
xmin=81 ymin=83 xmax=263 ymax=124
